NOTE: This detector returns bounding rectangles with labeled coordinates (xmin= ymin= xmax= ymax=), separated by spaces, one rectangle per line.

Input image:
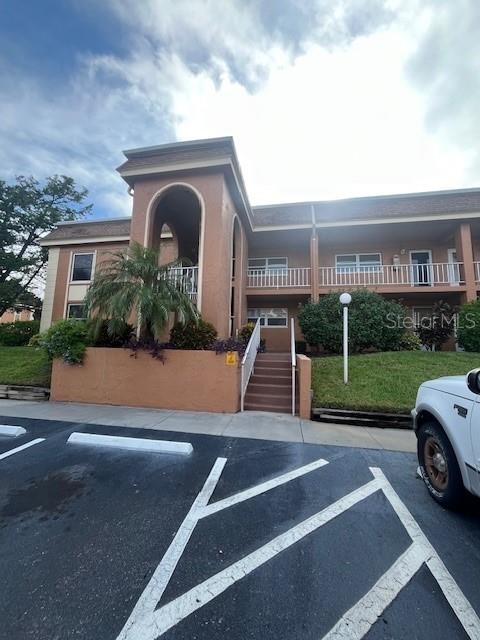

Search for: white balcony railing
xmin=247 ymin=268 xmax=311 ymax=288
xmin=475 ymin=262 xmax=480 ymax=283
xmin=168 ymin=266 xmax=198 ymax=301
xmin=319 ymin=263 xmax=464 ymax=288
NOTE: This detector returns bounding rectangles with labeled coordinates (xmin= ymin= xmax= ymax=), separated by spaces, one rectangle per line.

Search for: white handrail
xmin=290 ymin=317 xmax=296 ymax=416
xmin=240 ymin=318 xmax=261 ymax=411
xmin=318 ymin=263 xmax=465 ymax=287
xmin=247 ymin=267 xmax=311 ymax=288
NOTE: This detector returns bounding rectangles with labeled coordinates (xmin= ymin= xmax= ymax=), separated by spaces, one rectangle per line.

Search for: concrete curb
xmin=0 ymin=425 xmax=27 ymax=437
xmin=67 ymin=432 xmax=193 ymax=455
xmin=0 ymin=385 xmax=50 ymax=401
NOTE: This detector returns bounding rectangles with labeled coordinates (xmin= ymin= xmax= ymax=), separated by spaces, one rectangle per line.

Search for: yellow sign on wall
xmin=225 ymin=351 xmax=238 ymax=365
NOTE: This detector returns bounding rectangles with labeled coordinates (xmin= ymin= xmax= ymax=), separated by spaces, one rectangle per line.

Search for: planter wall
xmin=51 ymin=347 xmax=240 ymax=413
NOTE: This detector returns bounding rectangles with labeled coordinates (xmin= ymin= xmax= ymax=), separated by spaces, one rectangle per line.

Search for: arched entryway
xmin=145 ymin=183 xmax=204 ymax=308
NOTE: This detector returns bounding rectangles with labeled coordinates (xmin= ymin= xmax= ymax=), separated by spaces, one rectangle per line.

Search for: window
xmin=247 ymin=308 xmax=288 ymax=327
xmin=248 ymin=257 xmax=288 ymax=271
xmin=67 ymin=304 xmax=87 ymax=320
xmin=71 ymin=253 xmax=94 ymax=282
xmin=336 ymin=253 xmax=382 ymax=273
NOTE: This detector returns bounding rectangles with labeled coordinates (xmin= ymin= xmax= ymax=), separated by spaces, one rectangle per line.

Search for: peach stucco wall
xmin=51 ymin=347 xmax=240 ymax=412
xmin=128 ymin=171 xmax=240 ymax=338
xmin=51 ymin=242 xmax=129 ymax=323
xmin=296 ymin=354 xmax=312 ymax=419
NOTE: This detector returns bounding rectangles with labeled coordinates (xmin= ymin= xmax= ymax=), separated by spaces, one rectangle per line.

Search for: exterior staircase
xmin=244 ymin=352 xmax=293 ymax=414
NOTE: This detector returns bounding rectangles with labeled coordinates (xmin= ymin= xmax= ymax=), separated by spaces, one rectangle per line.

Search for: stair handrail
xmin=240 ymin=318 xmax=262 ymax=411
xmin=291 ymin=317 xmax=296 ymax=415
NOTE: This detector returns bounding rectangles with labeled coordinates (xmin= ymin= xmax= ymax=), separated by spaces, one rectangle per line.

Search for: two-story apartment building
xmin=39 ymin=137 xmax=480 ymax=352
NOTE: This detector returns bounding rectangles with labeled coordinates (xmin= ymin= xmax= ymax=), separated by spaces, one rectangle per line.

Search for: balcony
xmin=168 ymin=266 xmax=198 ymax=301
xmin=247 ymin=267 xmax=311 ymax=289
xmin=319 ymin=263 xmax=464 ymax=289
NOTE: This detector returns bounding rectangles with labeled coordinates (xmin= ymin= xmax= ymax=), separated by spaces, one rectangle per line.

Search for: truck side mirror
xmin=466 ymin=368 xmax=480 ymax=395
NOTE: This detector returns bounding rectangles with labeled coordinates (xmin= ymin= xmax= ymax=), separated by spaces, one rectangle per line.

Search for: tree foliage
xmin=298 ymin=290 xmax=406 ymax=354
xmin=0 ymin=175 xmax=91 ymax=315
xmin=457 ymin=299 xmax=480 ymax=352
xmin=415 ymin=300 xmax=456 ymax=351
xmin=84 ymin=241 xmax=199 ymax=340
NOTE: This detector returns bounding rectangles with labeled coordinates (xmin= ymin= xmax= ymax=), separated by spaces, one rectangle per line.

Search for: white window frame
xmin=335 ymin=253 xmax=382 ymax=273
xmin=247 ymin=307 xmax=288 ymax=328
xmin=248 ymin=257 xmax=289 ymax=271
xmin=70 ymin=251 xmax=96 ymax=283
xmin=67 ymin=303 xmax=87 ymax=320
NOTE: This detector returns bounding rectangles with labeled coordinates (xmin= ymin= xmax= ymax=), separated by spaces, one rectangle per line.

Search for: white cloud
xmin=0 ymin=0 xmax=478 ymax=219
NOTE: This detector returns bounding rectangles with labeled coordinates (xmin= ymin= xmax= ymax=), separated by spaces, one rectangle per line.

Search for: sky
xmin=0 ymin=0 xmax=479 ymax=219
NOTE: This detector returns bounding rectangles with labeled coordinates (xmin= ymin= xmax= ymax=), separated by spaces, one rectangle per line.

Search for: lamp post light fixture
xmin=339 ymin=292 xmax=352 ymax=384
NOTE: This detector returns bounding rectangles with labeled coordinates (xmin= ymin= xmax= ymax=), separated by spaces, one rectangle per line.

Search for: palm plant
xmin=84 ymin=241 xmax=199 ymax=340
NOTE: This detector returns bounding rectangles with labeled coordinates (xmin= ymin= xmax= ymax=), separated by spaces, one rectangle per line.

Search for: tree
xmin=298 ymin=290 xmax=406 ymax=354
xmin=456 ymin=300 xmax=480 ymax=352
xmin=84 ymin=242 xmax=199 ymax=340
xmin=0 ymin=175 xmax=91 ymax=315
xmin=415 ymin=300 xmax=456 ymax=351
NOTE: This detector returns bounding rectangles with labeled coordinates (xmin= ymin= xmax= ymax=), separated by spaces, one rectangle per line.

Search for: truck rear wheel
xmin=417 ymin=421 xmax=464 ymax=508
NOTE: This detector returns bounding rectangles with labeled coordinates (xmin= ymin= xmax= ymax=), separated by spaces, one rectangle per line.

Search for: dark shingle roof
xmin=252 ymin=188 xmax=480 ymax=227
xmin=40 ymin=218 xmax=131 ymax=244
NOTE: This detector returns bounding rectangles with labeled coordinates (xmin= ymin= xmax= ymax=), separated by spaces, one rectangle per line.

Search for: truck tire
xmin=417 ymin=421 xmax=465 ymax=509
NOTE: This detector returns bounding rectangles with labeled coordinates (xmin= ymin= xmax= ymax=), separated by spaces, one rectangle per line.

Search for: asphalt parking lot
xmin=1 ymin=415 xmax=480 ymax=640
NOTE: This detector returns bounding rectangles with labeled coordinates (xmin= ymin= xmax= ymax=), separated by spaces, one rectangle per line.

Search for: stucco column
xmin=310 ymin=233 xmax=319 ymax=302
xmin=455 ymin=223 xmax=477 ymax=302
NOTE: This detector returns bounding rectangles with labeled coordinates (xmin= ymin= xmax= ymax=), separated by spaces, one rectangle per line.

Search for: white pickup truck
xmin=412 ymin=368 xmax=480 ymax=508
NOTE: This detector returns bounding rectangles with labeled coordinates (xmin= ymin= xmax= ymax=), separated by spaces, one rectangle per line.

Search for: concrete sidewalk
xmin=0 ymin=399 xmax=416 ymax=453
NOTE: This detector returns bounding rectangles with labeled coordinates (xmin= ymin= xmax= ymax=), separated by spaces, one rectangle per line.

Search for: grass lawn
xmin=311 ymin=351 xmax=480 ymax=413
xmin=0 ymin=346 xmax=51 ymax=387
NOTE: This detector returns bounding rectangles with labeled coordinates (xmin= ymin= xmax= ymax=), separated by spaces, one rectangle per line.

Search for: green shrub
xmin=0 ymin=320 xmax=40 ymax=346
xmin=458 ymin=299 xmax=480 ymax=352
xmin=395 ymin=331 xmax=422 ymax=351
xmin=38 ymin=319 xmax=88 ymax=364
xmin=169 ymin=319 xmax=217 ymax=350
xmin=298 ymin=290 xmax=406 ymax=354
xmin=415 ymin=300 xmax=456 ymax=351
xmin=87 ymin=319 xmax=134 ymax=347
xmin=239 ymin=322 xmax=255 ymax=344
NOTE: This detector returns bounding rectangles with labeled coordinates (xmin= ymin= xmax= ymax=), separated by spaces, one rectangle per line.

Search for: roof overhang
xmin=117 ymin=137 xmax=254 ymax=230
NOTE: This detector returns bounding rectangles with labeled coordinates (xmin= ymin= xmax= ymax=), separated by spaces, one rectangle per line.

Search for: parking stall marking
xmin=115 ymin=456 xmax=337 ymax=640
xmin=0 ymin=438 xmax=45 ymax=461
xmin=116 ymin=458 xmax=480 ymax=640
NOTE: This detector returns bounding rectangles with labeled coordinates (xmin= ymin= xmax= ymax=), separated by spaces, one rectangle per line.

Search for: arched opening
xmin=149 ymin=186 xmax=201 ymax=266
xmin=147 ymin=184 xmax=203 ymax=306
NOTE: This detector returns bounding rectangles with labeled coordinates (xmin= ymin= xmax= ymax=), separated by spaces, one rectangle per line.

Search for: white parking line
xmin=117 ymin=457 xmax=227 ymax=640
xmin=322 ymin=543 xmax=426 ymax=639
xmin=371 ymin=467 xmax=480 ymax=640
xmin=199 ymin=457 xmax=329 ymax=518
xmin=0 ymin=438 xmax=45 ymax=460
xmin=116 ymin=460 xmax=480 ymax=640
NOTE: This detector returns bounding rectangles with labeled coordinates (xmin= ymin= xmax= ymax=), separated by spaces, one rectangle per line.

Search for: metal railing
xmin=168 ymin=266 xmax=199 ymax=301
xmin=475 ymin=262 xmax=480 ymax=283
xmin=240 ymin=318 xmax=261 ymax=411
xmin=247 ymin=267 xmax=311 ymax=288
xmin=290 ymin=318 xmax=296 ymax=416
xmin=318 ymin=263 xmax=464 ymax=287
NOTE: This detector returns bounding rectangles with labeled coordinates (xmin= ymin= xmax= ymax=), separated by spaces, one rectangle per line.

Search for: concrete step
xmin=244 ymin=402 xmax=291 ymax=414
xmin=250 ymin=374 xmax=291 ymax=385
xmin=257 ymin=352 xmax=290 ymax=361
xmin=244 ymin=392 xmax=292 ymax=408
xmin=247 ymin=382 xmax=291 ymax=396
xmin=253 ymin=360 xmax=292 ymax=375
